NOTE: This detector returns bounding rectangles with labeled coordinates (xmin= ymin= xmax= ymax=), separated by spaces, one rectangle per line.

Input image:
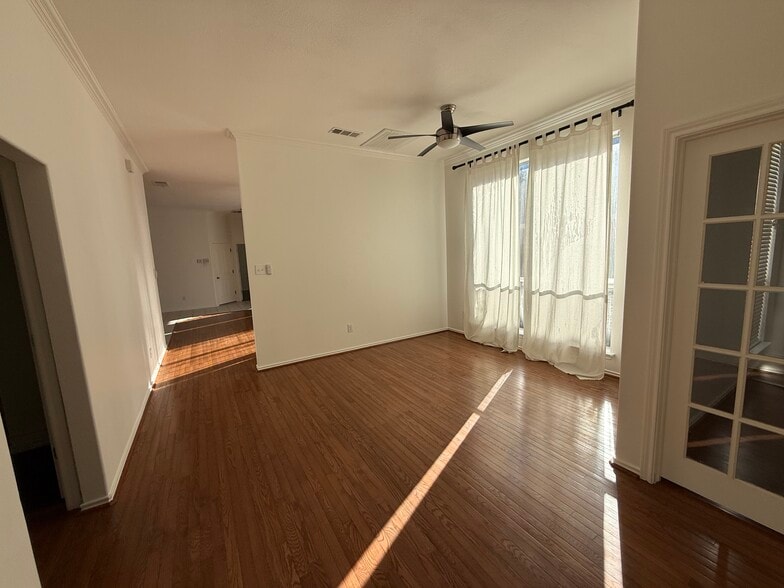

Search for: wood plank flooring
xmin=26 ymin=312 xmax=784 ymax=586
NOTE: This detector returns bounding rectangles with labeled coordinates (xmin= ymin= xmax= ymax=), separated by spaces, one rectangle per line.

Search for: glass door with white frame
xmin=662 ymin=116 xmax=784 ymax=534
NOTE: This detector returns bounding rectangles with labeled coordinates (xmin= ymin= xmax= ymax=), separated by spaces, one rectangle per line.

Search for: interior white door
xmin=224 ymin=246 xmax=239 ymax=302
xmin=209 ymin=243 xmax=236 ymax=305
xmin=661 ymin=115 xmax=784 ymax=534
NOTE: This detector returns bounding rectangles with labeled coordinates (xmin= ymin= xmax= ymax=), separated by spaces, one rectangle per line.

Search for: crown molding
xmin=231 ymin=130 xmax=437 ymax=165
xmin=444 ymin=83 xmax=636 ymax=167
xmin=27 ymin=0 xmax=148 ymax=173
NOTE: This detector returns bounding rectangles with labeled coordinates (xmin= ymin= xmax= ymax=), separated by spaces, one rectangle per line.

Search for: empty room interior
xmin=3 ymin=0 xmax=784 ymax=585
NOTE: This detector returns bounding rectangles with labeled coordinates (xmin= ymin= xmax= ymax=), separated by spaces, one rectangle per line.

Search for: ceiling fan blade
xmin=460 ymin=121 xmax=514 ymax=137
xmin=460 ymin=136 xmax=486 ymax=151
xmin=418 ymin=143 xmax=438 ymax=157
xmin=388 ymin=134 xmax=436 ymax=140
xmin=441 ymin=109 xmax=454 ymax=132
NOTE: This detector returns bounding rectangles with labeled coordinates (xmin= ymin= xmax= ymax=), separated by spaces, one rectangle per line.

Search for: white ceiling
xmin=52 ymin=0 xmax=638 ymax=210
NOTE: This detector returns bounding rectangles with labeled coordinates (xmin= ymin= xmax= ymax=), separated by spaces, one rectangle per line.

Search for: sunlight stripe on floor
xmin=339 ymin=370 xmax=512 ymax=586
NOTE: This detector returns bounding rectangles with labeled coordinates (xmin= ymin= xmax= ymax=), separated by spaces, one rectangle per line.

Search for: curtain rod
xmin=451 ymin=99 xmax=635 ymax=171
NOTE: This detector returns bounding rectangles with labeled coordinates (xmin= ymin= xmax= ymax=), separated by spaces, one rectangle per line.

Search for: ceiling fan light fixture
xmin=438 ymin=135 xmax=461 ymax=149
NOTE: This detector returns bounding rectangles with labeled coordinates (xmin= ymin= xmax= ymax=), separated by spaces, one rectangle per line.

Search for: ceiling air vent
xmin=361 ymin=129 xmax=417 ymax=153
xmin=152 ymin=180 xmax=169 ymax=188
xmin=328 ymin=127 xmax=362 ymax=138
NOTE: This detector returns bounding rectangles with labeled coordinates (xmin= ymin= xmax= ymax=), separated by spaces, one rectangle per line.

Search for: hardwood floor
xmin=27 ymin=312 xmax=784 ymax=586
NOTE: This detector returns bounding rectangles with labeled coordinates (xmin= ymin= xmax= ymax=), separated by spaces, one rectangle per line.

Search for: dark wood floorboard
xmin=26 ymin=311 xmax=784 ymax=586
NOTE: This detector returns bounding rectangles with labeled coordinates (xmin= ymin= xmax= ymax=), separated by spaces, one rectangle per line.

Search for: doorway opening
xmin=237 ymin=244 xmax=250 ymax=302
xmin=0 ymin=157 xmax=65 ymax=513
xmin=146 ymin=208 xmax=252 ymax=345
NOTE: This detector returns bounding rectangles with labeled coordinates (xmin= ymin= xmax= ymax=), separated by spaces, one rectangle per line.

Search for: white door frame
xmin=638 ymin=96 xmax=784 ymax=484
xmin=0 ymin=157 xmax=81 ymax=509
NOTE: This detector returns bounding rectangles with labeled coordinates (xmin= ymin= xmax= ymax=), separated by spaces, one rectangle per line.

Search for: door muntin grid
xmin=686 ymin=142 xmax=784 ymax=497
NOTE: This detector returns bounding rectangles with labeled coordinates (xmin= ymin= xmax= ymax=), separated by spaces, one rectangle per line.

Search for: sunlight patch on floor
xmin=339 ymin=369 xmax=513 ymax=587
xmin=603 ymin=492 xmax=623 ymax=587
xmin=155 ymin=313 xmax=255 ymax=389
xmin=161 ymin=335 xmax=254 ymax=378
xmin=166 ymin=311 xmax=233 ymax=327
xmin=602 ymin=400 xmax=616 ymax=482
xmin=477 ymin=369 xmax=511 ymax=412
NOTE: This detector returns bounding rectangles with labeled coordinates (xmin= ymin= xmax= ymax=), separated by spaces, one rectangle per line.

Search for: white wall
xmin=148 ymin=207 xmax=217 ymax=312
xmin=236 ymin=137 xmax=447 ymax=369
xmin=148 ymin=208 xmax=242 ymax=312
xmin=229 ymin=211 xmax=245 ymax=245
xmin=617 ymin=0 xmax=784 ymax=472
xmin=206 ymin=209 xmax=231 ymax=244
xmin=0 ymin=0 xmax=165 ymax=528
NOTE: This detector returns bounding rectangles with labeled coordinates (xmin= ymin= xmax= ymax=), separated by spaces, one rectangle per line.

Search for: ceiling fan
xmin=388 ymin=104 xmax=513 ymax=157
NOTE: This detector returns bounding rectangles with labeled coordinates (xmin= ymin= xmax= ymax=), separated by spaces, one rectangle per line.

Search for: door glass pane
xmin=696 ymin=289 xmax=746 ymax=350
xmin=743 ymin=360 xmax=784 ymax=429
xmin=749 ymin=291 xmax=784 ymax=359
xmin=691 ymin=351 xmax=738 ymax=412
xmin=686 ymin=409 xmax=733 ymax=472
xmin=706 ymin=147 xmax=762 ymax=218
xmin=736 ymin=424 xmax=784 ymax=497
xmin=702 ymin=222 xmax=753 ymax=284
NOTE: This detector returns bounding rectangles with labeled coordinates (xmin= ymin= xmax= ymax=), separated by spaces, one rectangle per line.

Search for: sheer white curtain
xmin=522 ymin=114 xmax=612 ymax=379
xmin=464 ymin=146 xmax=521 ymax=352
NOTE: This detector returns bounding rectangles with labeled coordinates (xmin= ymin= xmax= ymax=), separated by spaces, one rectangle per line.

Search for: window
xmin=518 ymin=132 xmax=622 ymax=350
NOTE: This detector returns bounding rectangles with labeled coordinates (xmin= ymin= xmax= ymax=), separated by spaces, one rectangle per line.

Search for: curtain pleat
xmin=463 ymin=146 xmax=521 ymax=352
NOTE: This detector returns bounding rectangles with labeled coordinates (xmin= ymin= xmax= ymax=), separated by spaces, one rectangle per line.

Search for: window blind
xmin=751 ymin=143 xmax=783 ymax=347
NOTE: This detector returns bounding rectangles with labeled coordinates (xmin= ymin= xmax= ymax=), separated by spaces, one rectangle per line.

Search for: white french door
xmin=662 ymin=115 xmax=784 ymax=534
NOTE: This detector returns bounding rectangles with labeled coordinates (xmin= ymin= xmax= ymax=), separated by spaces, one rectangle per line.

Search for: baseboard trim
xmin=82 ymin=348 xmax=166 ymax=510
xmin=148 ymin=345 xmax=167 ymax=391
xmin=611 ymin=457 xmax=642 ymax=478
xmin=80 ymin=495 xmax=112 ymax=510
xmin=257 ymin=328 xmax=449 ymax=371
xmin=105 ymin=375 xmax=152 ymax=503
xmin=447 ymin=327 xmax=464 ymax=334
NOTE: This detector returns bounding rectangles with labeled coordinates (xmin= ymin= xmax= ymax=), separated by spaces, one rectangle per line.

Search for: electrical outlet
xmin=346 ymin=323 xmax=353 ymax=333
